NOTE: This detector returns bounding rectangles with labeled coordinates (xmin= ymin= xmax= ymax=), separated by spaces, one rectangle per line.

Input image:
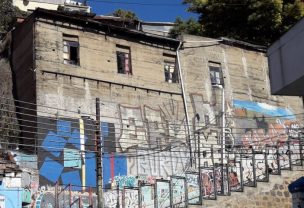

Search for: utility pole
xmin=220 ymin=86 xmax=225 ymax=195
xmin=198 ymin=132 xmax=201 ymax=170
xmin=96 ymin=98 xmax=103 ymax=208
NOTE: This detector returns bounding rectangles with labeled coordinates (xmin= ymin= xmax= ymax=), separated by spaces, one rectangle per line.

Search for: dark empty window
xmin=204 ymin=115 xmax=210 ymax=125
xmin=209 ymin=62 xmax=223 ymax=86
xmin=63 ymin=35 xmax=79 ymax=65
xmin=116 ymin=45 xmax=132 ymax=75
xmin=164 ymin=53 xmax=178 ymax=83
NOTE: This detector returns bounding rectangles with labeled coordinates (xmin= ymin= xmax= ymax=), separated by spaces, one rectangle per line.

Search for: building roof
xmin=182 ymin=35 xmax=267 ymax=53
xmin=29 ymin=0 xmax=64 ymax=4
xmin=221 ymin=37 xmax=267 ymax=52
xmin=30 ymin=8 xmax=180 ymax=48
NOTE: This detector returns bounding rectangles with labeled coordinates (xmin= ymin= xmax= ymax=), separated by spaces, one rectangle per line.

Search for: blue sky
xmin=87 ymin=0 xmax=198 ymax=22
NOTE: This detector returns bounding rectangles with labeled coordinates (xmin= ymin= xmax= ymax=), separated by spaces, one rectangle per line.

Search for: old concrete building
xmin=179 ymin=35 xmax=304 ymax=207
xmin=13 ymin=0 xmax=90 ymax=13
xmin=4 ymin=8 xmax=304 ymax=207
xmin=267 ymin=17 xmax=304 ymax=96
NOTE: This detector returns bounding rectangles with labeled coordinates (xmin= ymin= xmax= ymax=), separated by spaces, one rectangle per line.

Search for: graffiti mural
xmin=33 ymin=185 xmax=97 ymax=208
xmin=118 ymin=100 xmax=187 ymax=151
xmin=127 ymin=142 xmax=189 ymax=178
xmin=233 ymin=100 xmax=300 ymax=150
xmin=37 ymin=117 xmax=96 ymax=190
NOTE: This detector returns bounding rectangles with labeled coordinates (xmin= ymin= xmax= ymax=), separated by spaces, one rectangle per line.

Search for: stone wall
xmin=0 ymin=34 xmax=19 ymax=149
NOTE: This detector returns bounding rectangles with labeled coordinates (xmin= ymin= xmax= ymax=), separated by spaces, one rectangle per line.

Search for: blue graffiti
xmin=233 ymin=100 xmax=295 ymax=119
xmin=39 ymin=120 xmax=90 ymax=190
xmin=39 ymin=120 xmax=127 ymax=191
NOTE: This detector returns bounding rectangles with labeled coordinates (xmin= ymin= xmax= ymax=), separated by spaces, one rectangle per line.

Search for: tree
xmin=169 ymin=17 xmax=203 ymax=37
xmin=176 ymin=0 xmax=304 ymax=45
xmin=0 ymin=0 xmax=27 ymax=35
xmin=111 ymin=9 xmax=139 ymax=21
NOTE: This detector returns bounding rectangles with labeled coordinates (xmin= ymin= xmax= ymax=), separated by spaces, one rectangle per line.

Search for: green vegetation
xmin=172 ymin=0 xmax=304 ymax=45
xmin=112 ymin=9 xmax=139 ymax=21
xmin=0 ymin=0 xmax=27 ymax=35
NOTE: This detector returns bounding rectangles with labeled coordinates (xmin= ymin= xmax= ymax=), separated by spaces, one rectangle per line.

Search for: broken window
xmin=209 ymin=62 xmax=223 ymax=86
xmin=63 ymin=34 xmax=79 ymax=65
xmin=164 ymin=53 xmax=178 ymax=83
xmin=116 ymin=45 xmax=132 ymax=75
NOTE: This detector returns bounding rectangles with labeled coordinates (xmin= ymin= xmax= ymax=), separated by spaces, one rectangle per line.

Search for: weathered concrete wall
xmin=181 ymin=34 xmax=304 ymax=131
xmin=181 ymin=35 xmax=304 ymax=165
xmin=33 ymin=19 xmax=190 ymax=207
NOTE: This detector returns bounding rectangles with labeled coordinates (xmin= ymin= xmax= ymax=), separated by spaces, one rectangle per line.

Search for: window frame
xmin=163 ymin=53 xmax=179 ymax=83
xmin=116 ymin=45 xmax=132 ymax=75
xmin=209 ymin=62 xmax=223 ymax=86
xmin=63 ymin=34 xmax=80 ymax=66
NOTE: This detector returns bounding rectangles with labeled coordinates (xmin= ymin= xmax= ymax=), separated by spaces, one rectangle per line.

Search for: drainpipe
xmin=176 ymin=41 xmax=193 ymax=167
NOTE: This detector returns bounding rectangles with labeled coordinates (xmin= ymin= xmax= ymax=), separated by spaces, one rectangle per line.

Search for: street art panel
xmin=290 ymin=140 xmax=302 ymax=166
xmin=228 ymin=160 xmax=243 ymax=192
xmin=214 ymin=166 xmax=230 ymax=196
xmin=267 ymin=146 xmax=280 ymax=175
xmin=255 ymin=153 xmax=268 ymax=182
xmin=104 ymin=189 xmax=123 ymax=208
xmin=185 ymin=172 xmax=201 ymax=205
xmin=171 ymin=176 xmax=187 ymax=208
xmin=241 ymin=154 xmax=255 ymax=187
xmin=122 ymin=188 xmax=139 ymax=208
xmin=201 ymin=167 xmax=216 ymax=200
xmin=139 ymin=184 xmax=154 ymax=208
xmin=278 ymin=143 xmax=291 ymax=170
xmin=156 ymin=180 xmax=171 ymax=208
